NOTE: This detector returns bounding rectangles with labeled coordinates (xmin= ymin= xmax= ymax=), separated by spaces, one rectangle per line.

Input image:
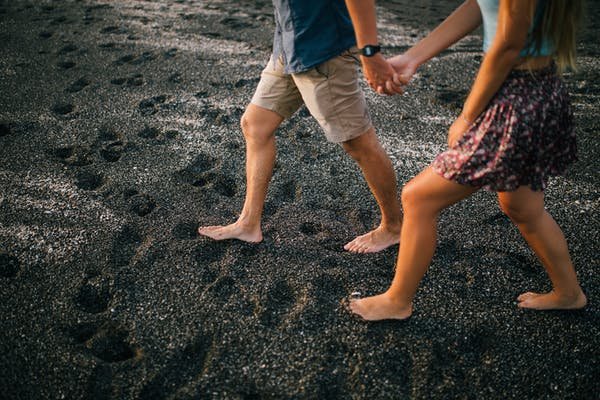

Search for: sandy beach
xmin=1 ymin=0 xmax=598 ymax=398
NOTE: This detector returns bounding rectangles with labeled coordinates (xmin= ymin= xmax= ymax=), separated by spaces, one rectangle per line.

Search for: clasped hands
xmin=361 ymin=53 xmax=471 ymax=147
xmin=361 ymin=53 xmax=417 ymax=96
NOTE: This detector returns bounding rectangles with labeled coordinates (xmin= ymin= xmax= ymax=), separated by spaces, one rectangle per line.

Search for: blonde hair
xmin=530 ymin=0 xmax=584 ymax=71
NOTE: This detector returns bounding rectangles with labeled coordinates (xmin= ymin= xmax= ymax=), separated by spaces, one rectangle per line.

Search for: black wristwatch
xmin=359 ymin=44 xmax=381 ymax=57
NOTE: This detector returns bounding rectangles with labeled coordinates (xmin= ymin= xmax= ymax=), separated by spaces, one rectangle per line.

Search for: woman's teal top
xmin=477 ymin=0 xmax=553 ymax=56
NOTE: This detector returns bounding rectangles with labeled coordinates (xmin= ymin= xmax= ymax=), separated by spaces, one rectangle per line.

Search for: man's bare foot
xmin=343 ymin=225 xmax=400 ymax=253
xmin=349 ymin=292 xmax=412 ymax=321
xmin=198 ymin=221 xmax=263 ymax=243
xmin=517 ymin=290 xmax=587 ymax=310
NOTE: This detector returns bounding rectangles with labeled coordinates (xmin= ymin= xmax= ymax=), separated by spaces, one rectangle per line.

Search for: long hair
xmin=530 ymin=0 xmax=584 ymax=71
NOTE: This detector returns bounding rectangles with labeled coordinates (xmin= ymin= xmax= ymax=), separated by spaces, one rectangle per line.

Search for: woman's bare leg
xmin=497 ymin=187 xmax=586 ymax=310
xmin=350 ymin=167 xmax=477 ymax=320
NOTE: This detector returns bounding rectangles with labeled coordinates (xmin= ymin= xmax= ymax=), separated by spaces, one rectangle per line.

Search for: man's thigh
xmin=292 ymin=48 xmax=373 ymax=143
xmin=250 ymin=55 xmax=304 ymax=119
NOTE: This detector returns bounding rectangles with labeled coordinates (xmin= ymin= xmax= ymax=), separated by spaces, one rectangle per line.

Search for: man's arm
xmin=344 ymin=0 xmax=404 ymax=95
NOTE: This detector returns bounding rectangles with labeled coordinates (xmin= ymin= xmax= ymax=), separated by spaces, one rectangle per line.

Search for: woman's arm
xmin=389 ymin=0 xmax=483 ymax=79
xmin=447 ymin=0 xmax=535 ymax=146
xmin=460 ymin=0 xmax=534 ymax=122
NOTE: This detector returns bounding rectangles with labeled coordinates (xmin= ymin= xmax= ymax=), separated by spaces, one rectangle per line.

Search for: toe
xmin=517 ymin=292 xmax=537 ymax=302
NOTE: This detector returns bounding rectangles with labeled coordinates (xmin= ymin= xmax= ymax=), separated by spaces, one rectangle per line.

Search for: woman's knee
xmin=401 ymin=179 xmax=428 ymax=214
xmin=498 ymin=196 xmax=542 ymax=225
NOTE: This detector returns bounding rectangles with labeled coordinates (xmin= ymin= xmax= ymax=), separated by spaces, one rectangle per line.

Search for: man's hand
xmin=360 ymin=53 xmax=404 ymax=95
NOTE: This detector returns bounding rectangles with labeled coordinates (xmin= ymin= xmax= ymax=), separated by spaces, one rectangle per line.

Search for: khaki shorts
xmin=250 ymin=48 xmax=373 ymax=143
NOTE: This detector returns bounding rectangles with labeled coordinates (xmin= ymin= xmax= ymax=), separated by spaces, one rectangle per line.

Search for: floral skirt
xmin=431 ymin=64 xmax=577 ymax=191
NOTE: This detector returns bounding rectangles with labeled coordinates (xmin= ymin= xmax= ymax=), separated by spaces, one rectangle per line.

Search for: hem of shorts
xmin=326 ymin=123 xmax=372 ymax=143
xmin=250 ymin=99 xmax=290 ymax=119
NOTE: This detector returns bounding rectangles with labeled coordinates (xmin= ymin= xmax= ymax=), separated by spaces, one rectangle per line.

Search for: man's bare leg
xmin=198 ymin=104 xmax=283 ymax=242
xmin=342 ymin=128 xmax=402 ymax=253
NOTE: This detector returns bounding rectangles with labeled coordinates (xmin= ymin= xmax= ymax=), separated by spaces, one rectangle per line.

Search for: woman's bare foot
xmin=517 ymin=290 xmax=587 ymax=310
xmin=349 ymin=292 xmax=412 ymax=321
xmin=198 ymin=221 xmax=263 ymax=243
xmin=343 ymin=225 xmax=400 ymax=253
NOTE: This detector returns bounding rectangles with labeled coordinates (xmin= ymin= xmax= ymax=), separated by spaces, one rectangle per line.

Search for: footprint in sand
xmin=114 ymin=54 xmax=135 ymax=65
xmin=172 ymin=221 xmax=199 ymax=240
xmin=86 ymin=365 xmax=113 ymax=400
xmin=100 ymin=25 xmax=127 ymax=35
xmin=175 ymin=152 xmax=218 ymax=185
xmin=108 ymin=225 xmax=142 ymax=269
xmin=209 ymin=276 xmax=237 ymax=301
xmin=52 ymin=102 xmax=74 ymax=115
xmin=66 ymin=77 xmax=90 ymax=93
xmin=220 ymin=17 xmax=253 ymax=29
xmin=86 ymin=323 xmax=139 ymax=363
xmin=75 ymin=171 xmax=104 ymax=191
xmin=258 ymin=280 xmax=295 ymax=326
xmin=58 ymin=43 xmax=78 ymax=55
xmin=0 ymin=252 xmax=21 ymax=278
xmin=99 ymin=141 xmax=125 ymax=162
xmin=300 ymin=221 xmax=322 ymax=236
xmin=57 ymin=60 xmax=76 ymax=69
xmin=128 ymin=193 xmax=156 ymax=217
xmin=74 ymin=276 xmax=113 ymax=314
xmin=194 ymin=240 xmax=228 ymax=265
xmin=275 ymin=179 xmax=298 ymax=202
xmin=138 ymin=95 xmax=167 ymax=116
xmin=96 ymin=126 xmax=126 ymax=162
xmin=0 ymin=122 xmax=12 ymax=137
xmin=137 ymin=126 xmax=161 ymax=139
xmin=163 ymin=48 xmax=178 ymax=59
xmin=98 ymin=42 xmax=118 ymax=50
xmin=53 ymin=145 xmax=94 ymax=166
xmin=138 ymin=334 xmax=211 ymax=399
xmin=69 ymin=321 xmax=100 ymax=344
xmin=111 ymin=73 xmax=144 ymax=87
xmin=192 ymin=172 xmax=237 ymax=198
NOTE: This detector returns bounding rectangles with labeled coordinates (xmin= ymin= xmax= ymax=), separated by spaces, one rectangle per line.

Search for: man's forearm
xmin=345 ymin=0 xmax=378 ymax=47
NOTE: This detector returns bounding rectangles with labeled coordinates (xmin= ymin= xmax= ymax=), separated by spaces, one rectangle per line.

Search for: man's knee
xmin=240 ymin=112 xmax=275 ymax=144
xmin=341 ymin=128 xmax=381 ymax=162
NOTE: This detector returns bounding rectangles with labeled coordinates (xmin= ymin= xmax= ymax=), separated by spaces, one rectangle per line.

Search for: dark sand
xmin=0 ymin=0 xmax=598 ymax=398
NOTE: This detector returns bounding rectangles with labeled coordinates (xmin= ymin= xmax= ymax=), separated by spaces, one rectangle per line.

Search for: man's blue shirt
xmin=272 ymin=0 xmax=357 ymax=74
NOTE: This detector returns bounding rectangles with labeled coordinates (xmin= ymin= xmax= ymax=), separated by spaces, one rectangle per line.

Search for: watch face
xmin=362 ymin=45 xmax=380 ymax=57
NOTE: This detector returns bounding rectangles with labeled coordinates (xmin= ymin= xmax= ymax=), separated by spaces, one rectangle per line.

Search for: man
xmin=199 ymin=0 xmax=403 ymax=253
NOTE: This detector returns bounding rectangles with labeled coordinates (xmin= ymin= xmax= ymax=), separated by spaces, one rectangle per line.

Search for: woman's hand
xmin=361 ymin=53 xmax=404 ymax=95
xmin=447 ymin=114 xmax=473 ymax=147
xmin=388 ymin=53 xmax=419 ymax=85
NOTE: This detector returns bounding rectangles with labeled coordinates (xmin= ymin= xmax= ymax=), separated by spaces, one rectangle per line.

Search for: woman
xmin=350 ymin=0 xmax=587 ymax=320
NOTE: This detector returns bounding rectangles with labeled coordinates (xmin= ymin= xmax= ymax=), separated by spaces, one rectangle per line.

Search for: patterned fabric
xmin=432 ymin=64 xmax=577 ymax=192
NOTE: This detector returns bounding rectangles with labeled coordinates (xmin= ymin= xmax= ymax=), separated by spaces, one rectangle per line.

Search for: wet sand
xmin=0 ymin=0 xmax=598 ymax=398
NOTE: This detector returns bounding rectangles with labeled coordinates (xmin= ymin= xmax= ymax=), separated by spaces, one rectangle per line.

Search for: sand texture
xmin=0 ymin=0 xmax=599 ymax=398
